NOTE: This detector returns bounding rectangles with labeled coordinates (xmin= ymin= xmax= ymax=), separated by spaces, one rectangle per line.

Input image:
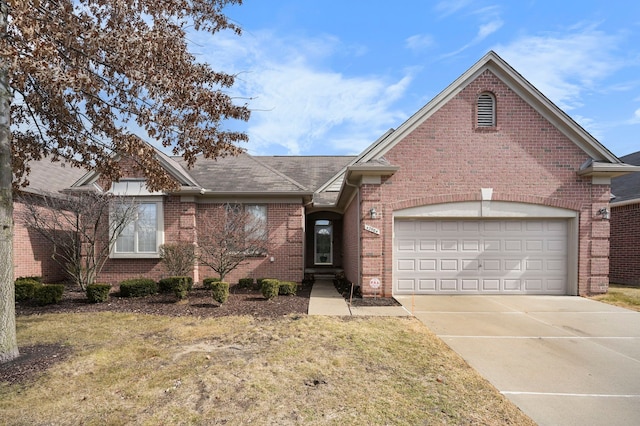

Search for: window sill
xmin=474 ymin=126 xmax=500 ymax=132
xmin=110 ymin=253 xmax=161 ymax=259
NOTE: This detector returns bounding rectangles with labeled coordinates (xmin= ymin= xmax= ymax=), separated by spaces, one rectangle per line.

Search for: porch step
xmin=304 ymin=267 xmax=343 ymax=281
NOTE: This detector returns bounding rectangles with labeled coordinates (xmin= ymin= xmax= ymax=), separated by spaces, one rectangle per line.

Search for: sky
xmin=190 ymin=0 xmax=640 ymax=158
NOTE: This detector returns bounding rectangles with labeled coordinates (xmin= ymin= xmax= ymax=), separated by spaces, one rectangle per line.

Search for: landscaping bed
xmin=15 ymin=282 xmax=312 ymax=318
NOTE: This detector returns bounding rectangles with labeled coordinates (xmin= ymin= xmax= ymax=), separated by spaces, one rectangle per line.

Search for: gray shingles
xmin=21 ymin=158 xmax=88 ymax=195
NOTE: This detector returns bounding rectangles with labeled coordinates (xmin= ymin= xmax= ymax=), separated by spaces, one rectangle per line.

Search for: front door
xmin=314 ymin=220 xmax=333 ymax=265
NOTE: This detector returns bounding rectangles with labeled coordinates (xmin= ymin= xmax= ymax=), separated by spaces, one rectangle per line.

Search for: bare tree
xmin=198 ymin=204 xmax=269 ymax=281
xmin=0 ymin=0 xmax=248 ymax=361
xmin=18 ymin=192 xmax=138 ymax=290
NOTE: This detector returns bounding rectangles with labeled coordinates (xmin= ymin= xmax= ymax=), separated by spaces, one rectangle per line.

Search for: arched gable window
xmin=477 ymin=92 xmax=496 ymax=127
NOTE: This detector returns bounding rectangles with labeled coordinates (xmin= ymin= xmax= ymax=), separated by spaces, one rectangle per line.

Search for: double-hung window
xmin=109 ymin=180 xmax=164 ymax=258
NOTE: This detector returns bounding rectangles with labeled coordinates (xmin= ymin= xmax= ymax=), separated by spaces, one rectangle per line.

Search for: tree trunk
xmin=0 ymin=1 xmax=18 ymax=363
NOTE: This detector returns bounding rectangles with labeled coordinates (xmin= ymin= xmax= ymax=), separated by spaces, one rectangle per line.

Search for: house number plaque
xmin=364 ymin=224 xmax=380 ymax=235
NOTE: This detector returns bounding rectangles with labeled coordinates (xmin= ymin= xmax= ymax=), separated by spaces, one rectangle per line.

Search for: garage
xmin=394 ymin=219 xmax=568 ymax=295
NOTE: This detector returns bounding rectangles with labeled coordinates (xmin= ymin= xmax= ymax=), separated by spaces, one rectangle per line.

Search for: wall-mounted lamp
xmin=369 ymin=207 xmax=377 ymax=219
xmin=596 ymin=208 xmax=610 ymax=220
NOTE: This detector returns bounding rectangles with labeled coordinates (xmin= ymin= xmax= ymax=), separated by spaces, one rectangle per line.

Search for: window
xmin=112 ymin=200 xmax=164 ymax=258
xmin=245 ymin=204 xmax=267 ymax=241
xmin=477 ymin=92 xmax=496 ymax=127
xmin=223 ymin=203 xmax=268 ymax=255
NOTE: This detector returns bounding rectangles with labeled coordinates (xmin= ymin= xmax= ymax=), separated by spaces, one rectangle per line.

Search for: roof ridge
xmin=245 ymin=153 xmax=310 ymax=191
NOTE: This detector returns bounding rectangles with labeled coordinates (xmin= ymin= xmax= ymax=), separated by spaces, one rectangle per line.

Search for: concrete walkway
xmin=307 ymin=280 xmax=410 ymax=316
xmin=395 ymin=295 xmax=640 ymax=426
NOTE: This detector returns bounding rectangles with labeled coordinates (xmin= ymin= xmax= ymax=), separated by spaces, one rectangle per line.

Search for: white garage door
xmin=394 ymin=219 xmax=567 ymax=295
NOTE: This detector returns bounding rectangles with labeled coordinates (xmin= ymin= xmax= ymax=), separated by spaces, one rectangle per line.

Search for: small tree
xmin=198 ymin=203 xmax=269 ymax=281
xmin=18 ymin=191 xmax=138 ymax=290
xmin=159 ymin=243 xmax=196 ymax=276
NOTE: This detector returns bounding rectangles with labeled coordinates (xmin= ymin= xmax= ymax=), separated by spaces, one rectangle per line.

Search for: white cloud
xmin=631 ymin=108 xmax=640 ymax=124
xmin=435 ymin=0 xmax=472 ymax=18
xmin=493 ymin=24 xmax=623 ymax=111
xmin=192 ymin=30 xmax=410 ymax=155
xmin=405 ymin=34 xmax=435 ymax=53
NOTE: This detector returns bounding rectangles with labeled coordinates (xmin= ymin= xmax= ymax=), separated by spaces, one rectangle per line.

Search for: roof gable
xmin=355 ymin=51 xmax=621 ymax=166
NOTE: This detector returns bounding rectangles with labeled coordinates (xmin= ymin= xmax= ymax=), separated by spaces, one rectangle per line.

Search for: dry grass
xmin=591 ymin=284 xmax=640 ymax=311
xmin=1 ymin=313 xmax=534 ymax=425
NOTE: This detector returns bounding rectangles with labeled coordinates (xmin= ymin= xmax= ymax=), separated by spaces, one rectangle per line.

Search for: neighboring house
xmin=610 ymin=151 xmax=640 ymax=285
xmin=14 ymin=51 xmax=640 ymax=295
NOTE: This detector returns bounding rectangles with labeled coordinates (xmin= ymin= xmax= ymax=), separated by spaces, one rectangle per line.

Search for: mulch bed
xmin=15 ymin=283 xmax=312 ymax=318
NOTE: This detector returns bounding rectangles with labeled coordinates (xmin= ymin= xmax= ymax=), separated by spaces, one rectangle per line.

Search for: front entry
xmin=314 ymin=220 xmax=333 ymax=265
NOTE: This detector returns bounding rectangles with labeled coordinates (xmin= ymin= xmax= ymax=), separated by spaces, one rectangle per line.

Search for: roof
xmin=611 ymin=151 xmax=640 ymax=205
xmin=19 ymin=158 xmax=88 ymax=196
xmin=172 ymin=153 xmax=354 ymax=195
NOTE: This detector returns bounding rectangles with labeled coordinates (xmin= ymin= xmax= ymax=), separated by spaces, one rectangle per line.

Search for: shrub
xmin=211 ymin=281 xmax=230 ymax=304
xmin=15 ymin=278 xmax=41 ymax=301
xmin=86 ymin=283 xmax=111 ymax=303
xmin=119 ymin=278 xmax=158 ymax=298
xmin=278 ymin=281 xmax=298 ymax=296
xmin=15 ymin=276 xmax=43 ymax=284
xmin=173 ymin=278 xmax=191 ymax=301
xmin=238 ymin=277 xmax=254 ymax=289
xmin=159 ymin=276 xmax=193 ymax=293
xmin=202 ymin=277 xmax=221 ymax=289
xmin=34 ymin=284 xmax=65 ymax=306
xmin=260 ymin=279 xmax=279 ymax=300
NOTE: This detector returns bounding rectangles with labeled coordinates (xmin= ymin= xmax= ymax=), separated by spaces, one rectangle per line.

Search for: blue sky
xmin=192 ymin=0 xmax=640 ymax=158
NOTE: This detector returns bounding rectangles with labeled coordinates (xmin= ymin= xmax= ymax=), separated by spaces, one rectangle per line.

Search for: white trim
xmin=394 ymin=201 xmax=578 ymax=218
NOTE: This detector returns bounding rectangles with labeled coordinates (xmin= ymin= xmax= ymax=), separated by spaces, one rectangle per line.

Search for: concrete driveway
xmin=394 ymin=295 xmax=640 ymax=426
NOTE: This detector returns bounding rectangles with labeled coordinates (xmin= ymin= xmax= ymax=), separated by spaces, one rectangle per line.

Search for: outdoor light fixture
xmin=596 ymin=208 xmax=610 ymax=220
xmin=369 ymin=207 xmax=377 ymax=219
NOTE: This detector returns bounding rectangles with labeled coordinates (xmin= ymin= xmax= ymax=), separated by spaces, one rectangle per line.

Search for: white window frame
xmin=111 ymin=197 xmax=164 ymax=259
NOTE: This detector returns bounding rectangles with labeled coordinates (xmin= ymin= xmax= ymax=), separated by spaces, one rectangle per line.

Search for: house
xmin=610 ymin=151 xmax=640 ymax=285
xmin=15 ymin=51 xmax=640 ymax=296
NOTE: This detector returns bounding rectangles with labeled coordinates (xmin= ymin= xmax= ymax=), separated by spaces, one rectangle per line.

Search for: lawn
xmin=0 ymin=313 xmax=534 ymax=425
xmin=590 ymin=284 xmax=640 ymax=311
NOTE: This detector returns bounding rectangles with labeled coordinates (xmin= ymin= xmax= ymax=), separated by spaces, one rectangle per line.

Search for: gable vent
xmin=477 ymin=92 xmax=496 ymax=127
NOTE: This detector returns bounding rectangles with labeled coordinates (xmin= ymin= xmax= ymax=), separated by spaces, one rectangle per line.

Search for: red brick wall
xmin=13 ymin=201 xmax=69 ymax=283
xmin=359 ymin=69 xmax=609 ymax=296
xmin=341 ymin=193 xmax=360 ymax=285
xmin=610 ymin=203 xmax=640 ymax=285
xmin=195 ymin=202 xmax=304 ymax=284
xmin=98 ymin=199 xmax=305 ymax=285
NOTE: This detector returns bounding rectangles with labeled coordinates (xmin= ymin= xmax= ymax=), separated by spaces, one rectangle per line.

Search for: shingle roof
xmin=257 ymin=156 xmax=356 ymax=192
xmin=20 ymin=158 xmax=88 ymax=196
xmin=21 ymin=151 xmax=356 ymax=200
xmin=612 ymin=151 xmax=640 ymax=204
xmin=173 ymin=153 xmax=351 ymax=194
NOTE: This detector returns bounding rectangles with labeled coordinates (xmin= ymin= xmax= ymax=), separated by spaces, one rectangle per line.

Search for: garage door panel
xmin=419 ymin=279 xmax=437 ymax=291
xmin=394 ymin=219 xmax=567 ymax=295
xmin=397 ymin=239 xmax=415 ymax=251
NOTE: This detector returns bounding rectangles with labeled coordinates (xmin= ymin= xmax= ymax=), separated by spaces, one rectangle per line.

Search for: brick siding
xmin=610 ymin=202 xmax=640 ymax=285
xmin=13 ymin=201 xmax=71 ymax=283
xmin=97 ymin=199 xmax=305 ymax=285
